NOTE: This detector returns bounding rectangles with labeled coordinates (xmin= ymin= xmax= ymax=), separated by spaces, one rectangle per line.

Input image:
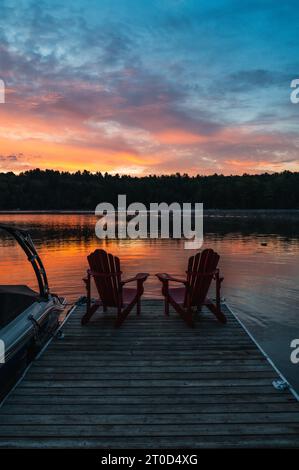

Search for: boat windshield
xmin=0 ymin=285 xmax=40 ymax=329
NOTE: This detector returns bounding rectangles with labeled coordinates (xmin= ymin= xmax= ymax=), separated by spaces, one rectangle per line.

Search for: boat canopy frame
xmin=0 ymin=225 xmax=49 ymax=299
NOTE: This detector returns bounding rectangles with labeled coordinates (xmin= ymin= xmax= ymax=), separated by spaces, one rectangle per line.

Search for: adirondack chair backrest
xmin=87 ymin=249 xmax=122 ymax=307
xmin=185 ymin=248 xmax=220 ymax=307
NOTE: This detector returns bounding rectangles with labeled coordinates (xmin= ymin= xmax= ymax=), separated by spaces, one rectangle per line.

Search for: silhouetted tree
xmin=0 ymin=170 xmax=298 ymax=210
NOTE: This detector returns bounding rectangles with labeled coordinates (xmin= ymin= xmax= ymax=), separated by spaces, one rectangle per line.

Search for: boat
xmin=0 ymin=225 xmax=66 ymax=400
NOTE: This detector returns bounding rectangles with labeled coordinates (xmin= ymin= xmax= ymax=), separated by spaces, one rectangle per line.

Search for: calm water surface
xmin=0 ymin=213 xmax=298 ymax=393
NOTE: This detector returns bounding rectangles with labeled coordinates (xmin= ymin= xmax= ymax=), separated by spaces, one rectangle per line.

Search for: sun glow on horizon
xmin=0 ymin=1 xmax=298 ymax=175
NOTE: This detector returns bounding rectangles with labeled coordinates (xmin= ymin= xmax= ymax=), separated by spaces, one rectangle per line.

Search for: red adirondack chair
xmin=81 ymin=249 xmax=149 ymax=327
xmin=156 ymin=248 xmax=226 ymax=327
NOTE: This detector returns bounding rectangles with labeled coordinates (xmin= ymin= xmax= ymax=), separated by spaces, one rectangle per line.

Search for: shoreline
xmin=0 ymin=209 xmax=299 ymax=217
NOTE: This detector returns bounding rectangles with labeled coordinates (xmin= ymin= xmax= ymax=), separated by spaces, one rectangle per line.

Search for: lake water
xmin=0 ymin=212 xmax=299 ymax=394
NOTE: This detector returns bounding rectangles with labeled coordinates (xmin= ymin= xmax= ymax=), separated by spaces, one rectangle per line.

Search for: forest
xmin=0 ymin=169 xmax=298 ymax=210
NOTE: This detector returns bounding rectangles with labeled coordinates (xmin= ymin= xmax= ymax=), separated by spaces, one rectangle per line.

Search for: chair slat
xmin=191 ymin=249 xmax=219 ymax=306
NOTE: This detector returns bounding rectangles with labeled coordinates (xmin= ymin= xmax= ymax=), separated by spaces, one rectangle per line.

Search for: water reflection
xmin=0 ymin=212 xmax=299 ymax=393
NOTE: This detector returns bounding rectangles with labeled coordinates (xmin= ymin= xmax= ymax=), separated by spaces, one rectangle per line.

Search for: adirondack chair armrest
xmin=121 ymin=273 xmax=149 ymax=285
xmin=86 ymin=268 xmax=97 ymax=278
xmin=83 ymin=269 xmax=91 ymax=281
xmin=213 ymin=269 xmax=224 ymax=282
xmin=156 ymin=273 xmax=187 ymax=284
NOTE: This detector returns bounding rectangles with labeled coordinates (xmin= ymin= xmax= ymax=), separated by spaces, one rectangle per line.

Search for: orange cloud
xmin=1 ymin=94 xmax=298 ymax=175
xmin=155 ymin=129 xmax=208 ymax=145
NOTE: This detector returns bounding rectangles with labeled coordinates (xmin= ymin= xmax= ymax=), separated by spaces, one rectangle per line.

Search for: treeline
xmin=0 ymin=169 xmax=298 ymax=210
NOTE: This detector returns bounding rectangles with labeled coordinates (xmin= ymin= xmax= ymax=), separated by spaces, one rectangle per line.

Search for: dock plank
xmin=0 ymin=300 xmax=298 ymax=448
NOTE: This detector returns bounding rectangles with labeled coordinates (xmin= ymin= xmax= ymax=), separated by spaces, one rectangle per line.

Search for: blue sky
xmin=0 ymin=0 xmax=298 ymax=174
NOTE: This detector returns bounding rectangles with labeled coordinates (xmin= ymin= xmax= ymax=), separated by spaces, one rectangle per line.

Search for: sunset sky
xmin=0 ymin=0 xmax=298 ymax=175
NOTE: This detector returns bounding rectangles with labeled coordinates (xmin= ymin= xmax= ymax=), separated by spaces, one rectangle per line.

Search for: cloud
xmin=0 ymin=153 xmax=35 ymax=171
xmin=0 ymin=0 xmax=298 ymax=175
xmin=226 ymin=70 xmax=283 ymax=92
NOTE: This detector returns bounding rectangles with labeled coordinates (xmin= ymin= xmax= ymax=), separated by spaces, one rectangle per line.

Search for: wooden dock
xmin=0 ymin=300 xmax=299 ymax=448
